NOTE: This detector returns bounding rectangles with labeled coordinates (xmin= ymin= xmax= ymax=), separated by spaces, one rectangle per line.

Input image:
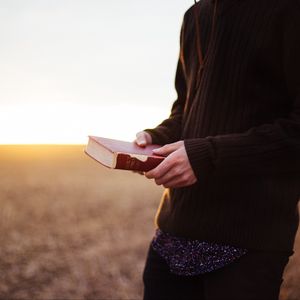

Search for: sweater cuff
xmin=184 ymin=138 xmax=216 ymax=181
xmin=143 ymin=128 xmax=166 ymax=145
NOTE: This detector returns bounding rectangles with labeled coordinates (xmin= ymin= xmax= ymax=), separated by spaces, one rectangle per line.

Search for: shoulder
xmin=176 ymin=3 xmax=195 ymax=36
xmin=182 ymin=0 xmax=210 ymax=25
xmin=182 ymin=3 xmax=195 ymax=24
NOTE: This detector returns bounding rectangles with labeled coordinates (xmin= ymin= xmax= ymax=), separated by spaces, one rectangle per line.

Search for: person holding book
xmin=135 ymin=0 xmax=300 ymax=299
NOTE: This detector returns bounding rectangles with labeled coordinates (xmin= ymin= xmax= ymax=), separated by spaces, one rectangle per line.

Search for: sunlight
xmin=0 ymin=103 xmax=168 ymax=144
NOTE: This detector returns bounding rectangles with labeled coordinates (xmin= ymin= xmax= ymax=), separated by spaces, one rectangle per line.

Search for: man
xmin=135 ymin=0 xmax=300 ymax=299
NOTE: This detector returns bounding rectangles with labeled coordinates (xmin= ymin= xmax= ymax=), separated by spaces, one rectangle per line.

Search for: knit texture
xmin=145 ymin=0 xmax=300 ymax=251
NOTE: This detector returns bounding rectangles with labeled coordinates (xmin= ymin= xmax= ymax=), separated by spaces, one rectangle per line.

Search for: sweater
xmin=145 ymin=0 xmax=300 ymax=251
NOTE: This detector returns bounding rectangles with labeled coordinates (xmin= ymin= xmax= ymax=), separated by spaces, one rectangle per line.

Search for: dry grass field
xmin=0 ymin=145 xmax=299 ymax=300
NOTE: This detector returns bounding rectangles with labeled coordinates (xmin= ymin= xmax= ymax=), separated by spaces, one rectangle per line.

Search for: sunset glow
xmin=0 ymin=0 xmax=191 ymax=144
xmin=1 ymin=103 xmax=168 ymax=144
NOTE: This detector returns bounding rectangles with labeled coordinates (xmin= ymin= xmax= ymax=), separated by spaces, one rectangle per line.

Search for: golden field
xmin=0 ymin=145 xmax=299 ymax=300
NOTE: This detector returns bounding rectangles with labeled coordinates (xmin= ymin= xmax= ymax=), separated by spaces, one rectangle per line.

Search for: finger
xmin=154 ymin=167 xmax=182 ymax=185
xmin=161 ymin=175 xmax=196 ymax=189
xmin=135 ymin=131 xmax=152 ymax=147
xmin=160 ymin=175 xmax=184 ymax=189
xmin=135 ymin=132 xmax=147 ymax=147
xmin=153 ymin=141 xmax=182 ymax=156
xmin=158 ymin=167 xmax=197 ymax=187
xmin=145 ymin=157 xmax=173 ymax=179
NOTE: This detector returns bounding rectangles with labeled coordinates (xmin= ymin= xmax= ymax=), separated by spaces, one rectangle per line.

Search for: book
xmin=84 ymin=136 xmax=165 ymax=172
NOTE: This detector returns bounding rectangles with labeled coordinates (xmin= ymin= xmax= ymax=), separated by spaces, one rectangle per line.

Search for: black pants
xmin=143 ymin=243 xmax=293 ymax=300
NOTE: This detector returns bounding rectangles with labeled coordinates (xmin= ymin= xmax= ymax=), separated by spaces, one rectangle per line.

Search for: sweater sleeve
xmin=184 ymin=6 xmax=300 ymax=179
xmin=144 ymin=15 xmax=187 ymax=145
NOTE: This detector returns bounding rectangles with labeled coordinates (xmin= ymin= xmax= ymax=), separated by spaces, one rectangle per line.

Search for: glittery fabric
xmin=151 ymin=228 xmax=248 ymax=276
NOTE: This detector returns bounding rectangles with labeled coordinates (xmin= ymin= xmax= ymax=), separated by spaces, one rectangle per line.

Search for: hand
xmin=145 ymin=141 xmax=197 ymax=188
xmin=132 ymin=131 xmax=153 ymax=175
xmin=135 ymin=131 xmax=152 ymax=147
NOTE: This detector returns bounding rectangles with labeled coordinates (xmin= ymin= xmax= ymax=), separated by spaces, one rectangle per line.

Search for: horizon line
xmin=0 ymin=143 xmax=85 ymax=146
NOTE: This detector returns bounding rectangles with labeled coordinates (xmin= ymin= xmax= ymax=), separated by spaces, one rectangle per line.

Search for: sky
xmin=0 ymin=0 xmax=193 ymax=144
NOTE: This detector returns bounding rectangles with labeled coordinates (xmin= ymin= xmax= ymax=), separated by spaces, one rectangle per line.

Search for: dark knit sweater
xmin=145 ymin=0 xmax=300 ymax=251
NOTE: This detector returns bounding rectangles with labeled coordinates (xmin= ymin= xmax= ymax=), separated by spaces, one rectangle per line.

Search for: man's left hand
xmin=145 ymin=141 xmax=197 ymax=188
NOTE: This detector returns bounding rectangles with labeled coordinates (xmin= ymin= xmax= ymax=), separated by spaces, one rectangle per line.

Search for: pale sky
xmin=0 ymin=0 xmax=192 ymax=143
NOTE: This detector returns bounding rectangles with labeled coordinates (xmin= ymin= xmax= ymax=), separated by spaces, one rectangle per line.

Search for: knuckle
xmin=155 ymin=179 xmax=162 ymax=185
xmin=145 ymin=172 xmax=152 ymax=179
xmin=162 ymin=160 xmax=170 ymax=170
xmin=172 ymin=152 xmax=182 ymax=163
xmin=182 ymin=174 xmax=189 ymax=182
xmin=178 ymin=155 xmax=186 ymax=163
xmin=174 ymin=167 xmax=183 ymax=176
xmin=153 ymin=168 xmax=161 ymax=177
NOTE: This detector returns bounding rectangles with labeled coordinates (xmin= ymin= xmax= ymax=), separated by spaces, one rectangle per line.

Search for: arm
xmin=146 ymin=5 xmax=300 ymax=188
xmin=184 ymin=7 xmax=300 ymax=180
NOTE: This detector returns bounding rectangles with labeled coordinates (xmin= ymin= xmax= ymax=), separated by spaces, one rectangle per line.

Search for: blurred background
xmin=0 ymin=0 xmax=299 ymax=299
xmin=0 ymin=0 xmax=193 ymax=143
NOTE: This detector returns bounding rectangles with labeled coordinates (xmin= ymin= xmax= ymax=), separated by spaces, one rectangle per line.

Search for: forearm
xmin=144 ymin=103 xmax=182 ymax=145
xmin=185 ymin=118 xmax=300 ymax=180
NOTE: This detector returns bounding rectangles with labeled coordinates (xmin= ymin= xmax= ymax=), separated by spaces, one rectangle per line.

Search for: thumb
xmin=135 ymin=131 xmax=152 ymax=147
xmin=153 ymin=141 xmax=182 ymax=156
xmin=136 ymin=135 xmax=147 ymax=147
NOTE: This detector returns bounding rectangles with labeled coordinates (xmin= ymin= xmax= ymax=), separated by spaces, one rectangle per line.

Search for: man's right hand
xmin=135 ymin=131 xmax=152 ymax=147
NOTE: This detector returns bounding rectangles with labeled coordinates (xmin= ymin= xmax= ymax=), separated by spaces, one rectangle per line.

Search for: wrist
xmin=184 ymin=138 xmax=216 ymax=181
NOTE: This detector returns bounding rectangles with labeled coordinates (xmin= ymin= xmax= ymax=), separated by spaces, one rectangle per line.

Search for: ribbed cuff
xmin=184 ymin=138 xmax=216 ymax=181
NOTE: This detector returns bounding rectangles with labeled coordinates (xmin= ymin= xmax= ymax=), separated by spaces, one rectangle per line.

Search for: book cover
xmin=85 ymin=136 xmax=164 ymax=172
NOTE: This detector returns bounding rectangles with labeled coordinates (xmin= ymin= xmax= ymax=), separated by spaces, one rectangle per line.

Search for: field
xmin=0 ymin=145 xmax=299 ymax=300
